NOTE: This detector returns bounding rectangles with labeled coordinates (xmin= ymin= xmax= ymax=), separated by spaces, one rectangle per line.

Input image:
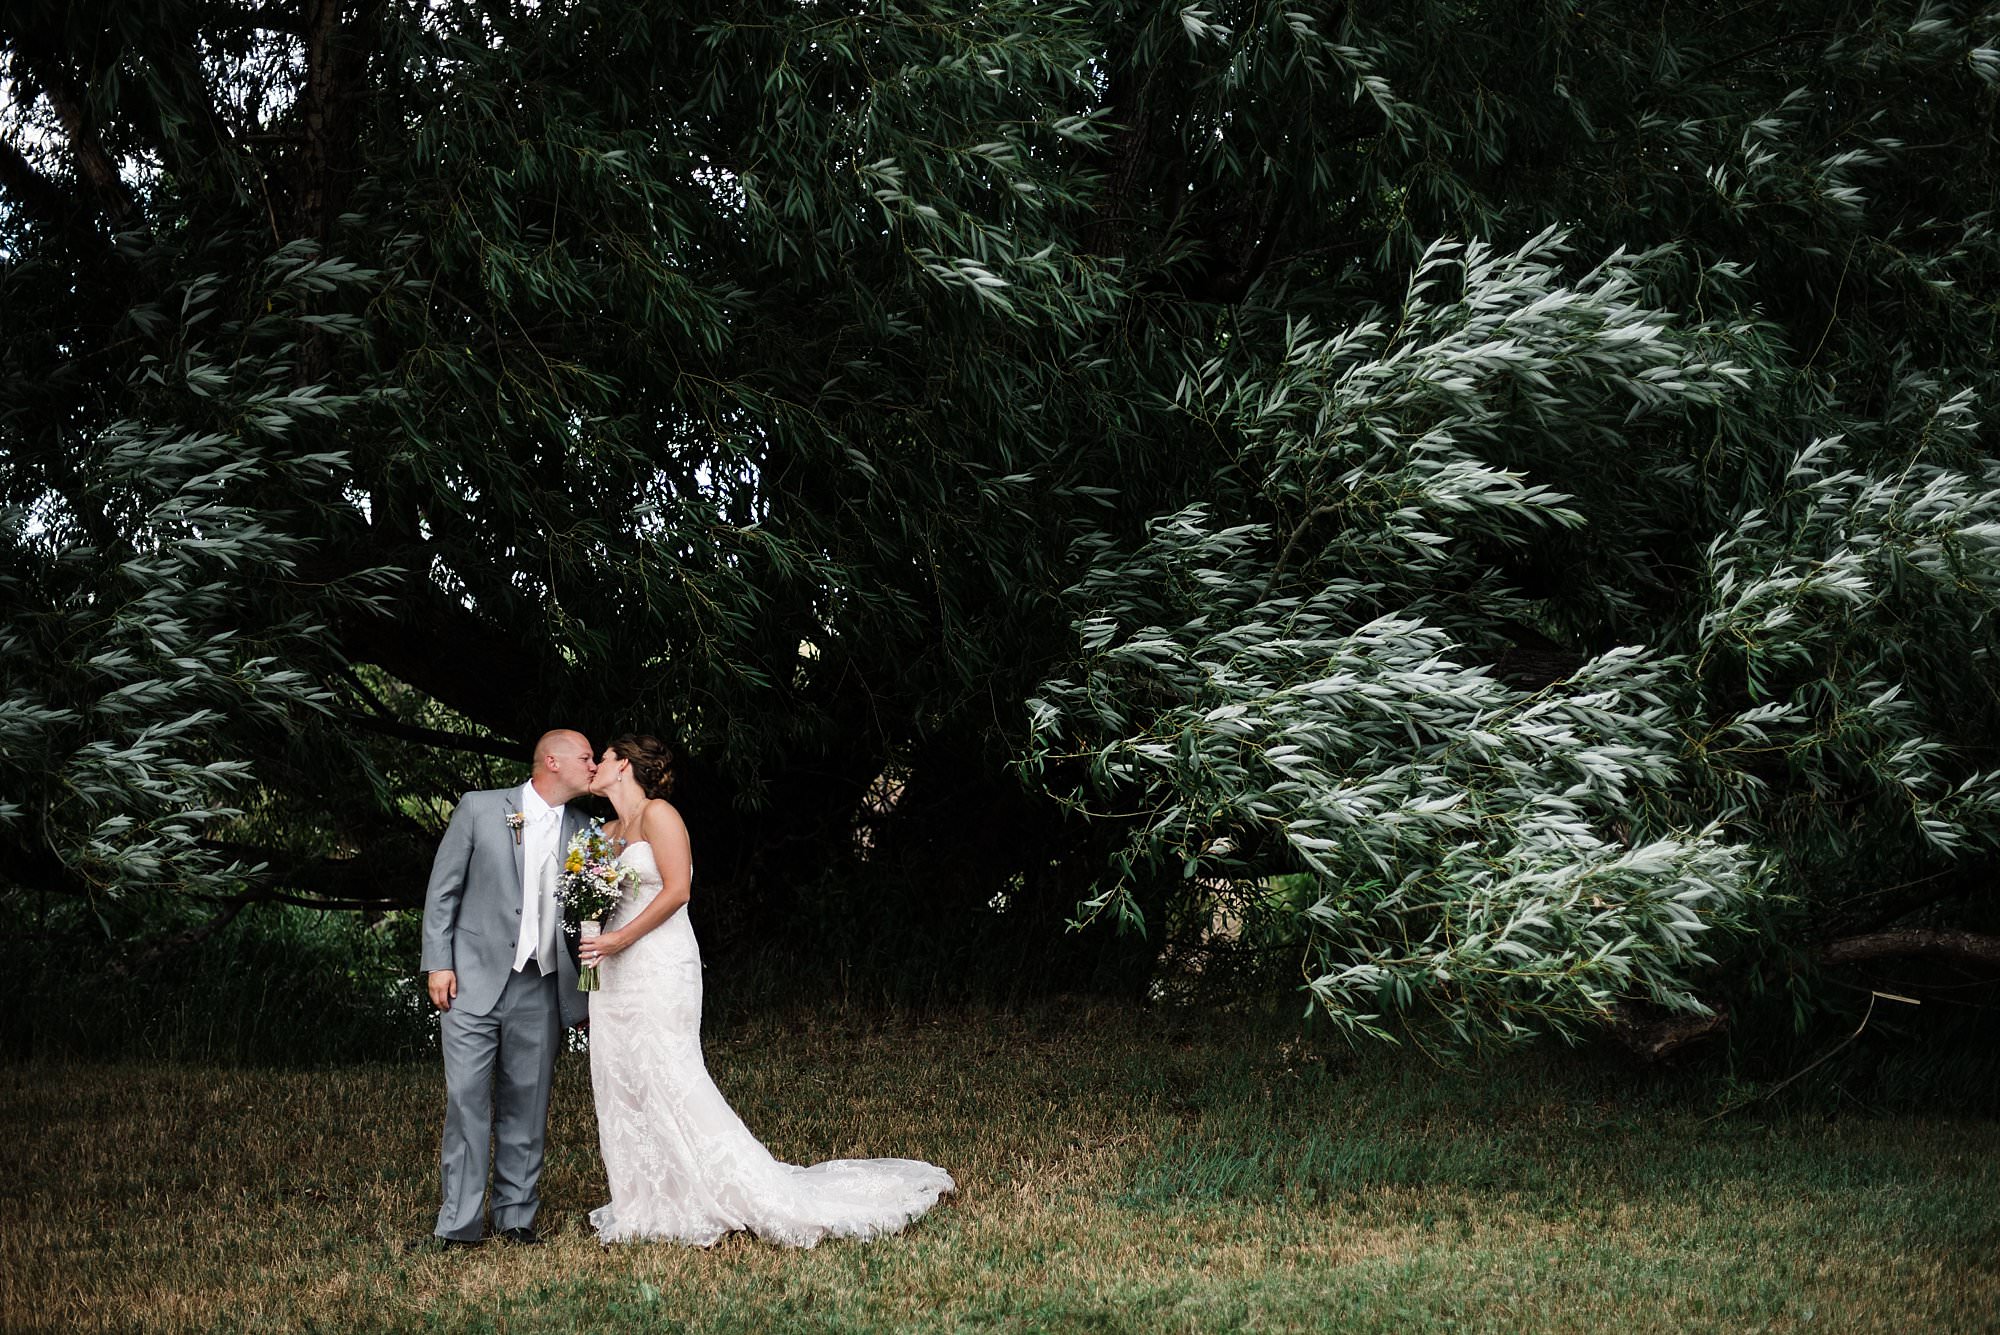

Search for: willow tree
xmin=3 ymin=1 xmax=1997 ymax=1041
xmin=1023 ymin=2 xmax=2000 ymax=1041
xmin=0 ymin=0 xmax=1145 ymax=984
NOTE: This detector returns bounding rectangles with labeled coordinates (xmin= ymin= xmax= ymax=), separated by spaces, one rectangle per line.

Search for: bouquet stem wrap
xmin=578 ymin=921 xmax=602 ymax=992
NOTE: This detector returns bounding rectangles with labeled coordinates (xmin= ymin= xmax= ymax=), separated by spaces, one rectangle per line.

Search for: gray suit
xmin=420 ymin=787 xmax=589 ymax=1241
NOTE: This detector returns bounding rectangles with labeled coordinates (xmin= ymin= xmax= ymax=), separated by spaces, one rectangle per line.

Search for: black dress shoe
xmin=405 ymin=1234 xmax=483 ymax=1254
xmin=497 ymin=1226 xmax=544 ymax=1246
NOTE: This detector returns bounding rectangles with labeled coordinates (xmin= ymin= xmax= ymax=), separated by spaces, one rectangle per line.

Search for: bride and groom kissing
xmin=413 ymin=729 xmax=953 ymax=1252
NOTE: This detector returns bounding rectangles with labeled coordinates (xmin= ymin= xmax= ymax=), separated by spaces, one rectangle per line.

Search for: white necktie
xmin=536 ymin=814 xmax=561 ymax=972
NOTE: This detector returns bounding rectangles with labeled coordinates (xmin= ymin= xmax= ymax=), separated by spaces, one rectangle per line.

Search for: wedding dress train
xmin=588 ymin=842 xmax=953 ymax=1246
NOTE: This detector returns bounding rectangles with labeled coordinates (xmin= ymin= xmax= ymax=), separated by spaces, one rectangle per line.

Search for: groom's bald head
xmin=533 ymin=729 xmax=591 ymax=766
xmin=531 ymin=729 xmax=596 ymax=802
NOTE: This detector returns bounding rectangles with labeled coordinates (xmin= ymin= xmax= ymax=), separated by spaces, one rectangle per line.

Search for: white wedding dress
xmin=587 ymin=842 xmax=954 ymax=1246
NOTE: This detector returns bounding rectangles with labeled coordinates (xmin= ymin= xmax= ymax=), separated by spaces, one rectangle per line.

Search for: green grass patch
xmin=3 ymin=1002 xmax=1995 ymax=1332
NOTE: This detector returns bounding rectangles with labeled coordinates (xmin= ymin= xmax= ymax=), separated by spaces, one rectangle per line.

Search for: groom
xmin=415 ymin=729 xmax=596 ymax=1250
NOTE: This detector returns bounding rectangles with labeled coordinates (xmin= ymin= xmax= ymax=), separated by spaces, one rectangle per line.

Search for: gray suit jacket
xmin=421 ymin=787 xmax=589 ymax=1030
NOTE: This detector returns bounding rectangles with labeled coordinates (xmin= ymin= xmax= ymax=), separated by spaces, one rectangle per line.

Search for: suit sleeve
xmin=420 ymin=791 xmax=480 ymax=973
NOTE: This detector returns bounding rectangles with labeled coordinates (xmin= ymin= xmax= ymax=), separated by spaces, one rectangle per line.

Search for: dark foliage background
xmin=3 ymin=1 xmax=1997 ymax=1075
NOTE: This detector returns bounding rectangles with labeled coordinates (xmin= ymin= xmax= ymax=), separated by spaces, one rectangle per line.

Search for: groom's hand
xmin=427 ymin=970 xmax=458 ymax=1011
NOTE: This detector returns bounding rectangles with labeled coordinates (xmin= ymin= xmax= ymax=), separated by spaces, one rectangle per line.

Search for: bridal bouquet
xmin=557 ymin=821 xmax=638 ymax=991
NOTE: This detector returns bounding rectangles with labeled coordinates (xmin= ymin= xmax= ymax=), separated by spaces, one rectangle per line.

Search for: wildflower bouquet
xmin=557 ymin=821 xmax=638 ymax=990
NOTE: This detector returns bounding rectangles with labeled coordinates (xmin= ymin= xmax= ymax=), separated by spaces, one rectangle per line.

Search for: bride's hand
xmin=582 ymin=929 xmax=631 ymax=968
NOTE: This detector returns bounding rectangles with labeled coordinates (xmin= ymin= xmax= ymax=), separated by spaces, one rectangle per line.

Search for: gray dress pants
xmin=435 ymin=966 xmax=560 ymax=1240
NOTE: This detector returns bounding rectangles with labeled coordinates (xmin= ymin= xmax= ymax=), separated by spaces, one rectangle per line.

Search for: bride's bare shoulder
xmin=641 ymin=798 xmax=687 ymax=839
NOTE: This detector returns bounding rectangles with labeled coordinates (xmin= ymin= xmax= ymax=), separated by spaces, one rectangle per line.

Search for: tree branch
xmin=337 ymin=664 xmax=528 ymax=760
xmin=1179 ymin=184 xmax=1295 ymax=305
xmin=338 ymin=591 xmax=553 ymax=739
xmin=116 ymin=892 xmax=256 ymax=974
xmin=1609 ymin=999 xmax=1730 ymax=1063
xmin=0 ymin=832 xmax=95 ymax=902
xmin=116 ymin=877 xmax=411 ymax=975
xmin=28 ymin=58 xmax=139 ymax=226
xmin=348 ymin=709 xmax=529 ymax=762
xmin=200 ymin=839 xmax=431 ymax=909
xmin=1672 ymin=28 xmax=1834 ymax=90
xmin=210 ymin=8 xmax=310 ymax=37
xmin=1821 ymin=929 xmax=2000 ymax=970
xmin=0 ymin=132 xmax=83 ymax=232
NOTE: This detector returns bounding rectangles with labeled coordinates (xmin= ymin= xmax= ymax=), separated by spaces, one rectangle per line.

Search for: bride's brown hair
xmin=606 ymin=732 xmax=676 ymax=799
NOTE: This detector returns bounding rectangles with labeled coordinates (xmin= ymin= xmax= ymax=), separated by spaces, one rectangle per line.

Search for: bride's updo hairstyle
xmin=608 ymin=732 xmax=676 ymax=799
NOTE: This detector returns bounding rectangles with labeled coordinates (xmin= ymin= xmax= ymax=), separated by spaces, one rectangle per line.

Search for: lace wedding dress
xmin=588 ymin=842 xmax=954 ymax=1246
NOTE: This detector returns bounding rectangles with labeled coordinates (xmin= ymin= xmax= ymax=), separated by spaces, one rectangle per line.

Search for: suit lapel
xmin=509 ymin=786 xmax=527 ymax=889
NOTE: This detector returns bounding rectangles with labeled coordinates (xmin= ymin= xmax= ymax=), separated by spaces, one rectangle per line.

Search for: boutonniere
xmin=505 ymin=811 xmax=526 ymax=845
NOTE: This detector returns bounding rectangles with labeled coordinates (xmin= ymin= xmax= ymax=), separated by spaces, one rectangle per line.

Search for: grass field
xmin=4 ymin=1001 xmax=1996 ymax=1333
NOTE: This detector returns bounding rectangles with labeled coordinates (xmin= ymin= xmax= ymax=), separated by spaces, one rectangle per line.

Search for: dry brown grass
xmin=4 ymin=1002 xmax=1997 ymax=1333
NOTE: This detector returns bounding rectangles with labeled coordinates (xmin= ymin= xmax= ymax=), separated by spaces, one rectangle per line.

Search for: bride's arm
xmin=590 ymin=800 xmax=692 ymax=959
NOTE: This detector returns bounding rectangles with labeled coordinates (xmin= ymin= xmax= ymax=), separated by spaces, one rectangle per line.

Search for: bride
xmin=578 ymin=733 xmax=954 ymax=1246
